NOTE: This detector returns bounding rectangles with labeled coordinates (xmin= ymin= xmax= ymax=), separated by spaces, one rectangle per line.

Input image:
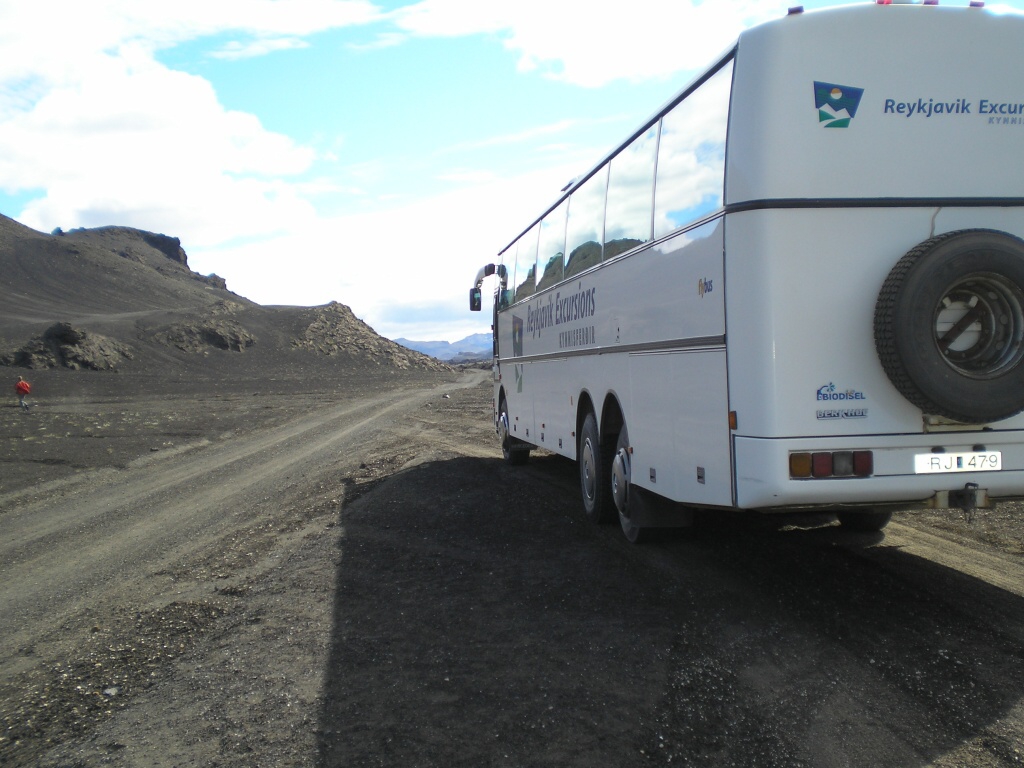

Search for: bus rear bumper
xmin=733 ymin=433 xmax=1024 ymax=511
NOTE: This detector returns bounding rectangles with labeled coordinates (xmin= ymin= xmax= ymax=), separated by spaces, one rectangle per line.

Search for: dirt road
xmin=2 ymin=369 xmax=1023 ymax=766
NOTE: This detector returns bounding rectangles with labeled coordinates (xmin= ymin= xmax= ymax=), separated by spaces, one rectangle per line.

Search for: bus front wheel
xmin=499 ymin=397 xmax=529 ymax=465
xmin=579 ymin=412 xmax=614 ymax=524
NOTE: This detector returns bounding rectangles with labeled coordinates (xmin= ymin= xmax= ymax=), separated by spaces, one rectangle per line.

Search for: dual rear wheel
xmin=579 ymin=413 xmax=650 ymax=543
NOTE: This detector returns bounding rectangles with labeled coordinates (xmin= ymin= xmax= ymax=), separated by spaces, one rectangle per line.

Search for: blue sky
xmin=2 ymin=0 xmax=1023 ymax=342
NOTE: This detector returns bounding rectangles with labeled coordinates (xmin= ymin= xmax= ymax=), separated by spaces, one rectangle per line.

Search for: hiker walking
xmin=15 ymin=375 xmax=31 ymax=411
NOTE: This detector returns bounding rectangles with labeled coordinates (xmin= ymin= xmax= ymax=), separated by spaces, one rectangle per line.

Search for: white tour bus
xmin=469 ymin=1 xmax=1024 ymax=542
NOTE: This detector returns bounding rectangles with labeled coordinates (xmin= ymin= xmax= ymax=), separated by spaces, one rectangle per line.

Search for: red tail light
xmin=790 ymin=450 xmax=873 ymax=479
xmin=811 ymin=452 xmax=833 ymax=477
xmin=853 ymin=451 xmax=873 ymax=477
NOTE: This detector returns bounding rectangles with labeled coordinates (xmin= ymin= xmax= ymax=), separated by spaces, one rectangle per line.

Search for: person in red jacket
xmin=15 ymin=376 xmax=31 ymax=411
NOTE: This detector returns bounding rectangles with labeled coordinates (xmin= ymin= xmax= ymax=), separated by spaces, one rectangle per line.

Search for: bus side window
xmin=654 ymin=60 xmax=733 ymax=239
xmin=536 ymin=200 xmax=567 ymax=292
xmin=605 ymin=125 xmax=657 ymax=260
xmin=513 ymin=225 xmax=539 ymax=304
xmin=565 ymin=167 xmax=608 ymax=279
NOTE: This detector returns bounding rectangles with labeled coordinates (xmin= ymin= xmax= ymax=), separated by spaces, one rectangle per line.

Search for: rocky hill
xmin=0 ymin=214 xmax=449 ymax=376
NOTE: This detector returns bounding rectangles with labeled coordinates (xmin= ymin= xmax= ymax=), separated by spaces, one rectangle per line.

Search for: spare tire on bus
xmin=874 ymin=229 xmax=1024 ymax=423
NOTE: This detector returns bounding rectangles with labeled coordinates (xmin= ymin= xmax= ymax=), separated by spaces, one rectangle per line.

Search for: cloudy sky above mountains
xmin=2 ymin=0 xmax=1022 ymax=341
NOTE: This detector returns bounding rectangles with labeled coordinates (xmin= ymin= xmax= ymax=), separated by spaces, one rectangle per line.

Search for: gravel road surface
xmin=1 ymin=368 xmax=1023 ymax=767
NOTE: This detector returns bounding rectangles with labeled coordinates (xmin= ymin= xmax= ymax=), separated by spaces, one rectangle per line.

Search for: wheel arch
xmin=574 ymin=390 xmax=626 ymax=446
xmin=575 ymin=390 xmax=596 ymax=439
xmin=600 ymin=393 xmax=626 ymax=448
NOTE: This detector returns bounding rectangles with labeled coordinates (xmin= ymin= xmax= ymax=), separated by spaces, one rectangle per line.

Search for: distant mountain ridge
xmin=396 ymin=333 xmax=491 ymax=362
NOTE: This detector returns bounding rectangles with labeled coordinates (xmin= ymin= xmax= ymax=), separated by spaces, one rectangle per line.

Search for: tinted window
xmin=536 ymin=201 xmax=567 ymax=292
xmin=513 ymin=225 xmax=539 ymax=304
xmin=605 ymin=126 xmax=657 ymax=260
xmin=654 ymin=60 xmax=733 ymax=238
xmin=564 ymin=167 xmax=607 ymax=279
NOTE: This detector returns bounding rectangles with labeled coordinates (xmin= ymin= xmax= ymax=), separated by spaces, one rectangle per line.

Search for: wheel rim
xmin=581 ymin=437 xmax=597 ymax=504
xmin=499 ymin=409 xmax=511 ymax=458
xmin=933 ymin=272 xmax=1024 ymax=379
xmin=611 ymin=448 xmax=630 ymax=515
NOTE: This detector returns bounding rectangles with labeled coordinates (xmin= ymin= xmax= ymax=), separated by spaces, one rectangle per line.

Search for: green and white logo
xmin=512 ymin=314 xmax=524 ymax=392
xmin=814 ymin=81 xmax=864 ymax=128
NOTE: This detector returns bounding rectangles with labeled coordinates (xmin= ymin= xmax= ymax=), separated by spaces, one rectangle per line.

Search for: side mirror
xmin=469 ymin=287 xmax=482 ymax=312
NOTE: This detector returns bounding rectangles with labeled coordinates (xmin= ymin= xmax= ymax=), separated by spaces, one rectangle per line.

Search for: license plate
xmin=914 ymin=451 xmax=1002 ymax=474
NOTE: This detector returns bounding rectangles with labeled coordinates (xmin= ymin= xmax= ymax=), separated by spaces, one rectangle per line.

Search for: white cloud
xmin=440 ymin=119 xmax=580 ymax=154
xmin=387 ymin=0 xmax=510 ymax=37
xmin=345 ymin=31 xmax=408 ymax=51
xmin=0 ymin=1 xmax=383 ymax=55
xmin=211 ymin=37 xmax=311 ymax=60
xmin=0 ymin=1 xmax=381 ymax=248
xmin=391 ymin=0 xmax=782 ymax=87
xmin=3 ymin=47 xmax=317 ymax=241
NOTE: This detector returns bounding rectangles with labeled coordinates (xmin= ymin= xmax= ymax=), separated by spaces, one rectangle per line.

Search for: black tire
xmin=499 ymin=397 xmax=529 ymax=466
xmin=836 ymin=509 xmax=892 ymax=532
xmin=613 ymin=424 xmax=652 ymax=544
xmin=874 ymin=229 xmax=1024 ymax=423
xmin=579 ymin=412 xmax=614 ymax=524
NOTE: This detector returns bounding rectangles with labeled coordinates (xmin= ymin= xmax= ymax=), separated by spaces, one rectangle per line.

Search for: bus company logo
xmin=512 ymin=315 xmax=524 ymax=357
xmin=698 ymin=277 xmax=713 ymax=298
xmin=814 ymin=81 xmax=864 ymax=128
xmin=512 ymin=315 xmax=524 ymax=392
xmin=816 ymin=382 xmax=866 ymax=402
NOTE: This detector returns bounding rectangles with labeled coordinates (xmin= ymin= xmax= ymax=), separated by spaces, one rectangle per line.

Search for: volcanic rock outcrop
xmin=4 ymin=322 xmax=133 ymax=370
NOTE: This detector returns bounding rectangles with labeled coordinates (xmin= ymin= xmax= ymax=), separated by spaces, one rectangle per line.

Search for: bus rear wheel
xmin=579 ymin=412 xmax=614 ymax=524
xmin=613 ymin=424 xmax=651 ymax=544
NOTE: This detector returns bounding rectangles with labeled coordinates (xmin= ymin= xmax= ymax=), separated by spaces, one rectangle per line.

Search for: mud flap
xmin=628 ymin=486 xmax=695 ymax=528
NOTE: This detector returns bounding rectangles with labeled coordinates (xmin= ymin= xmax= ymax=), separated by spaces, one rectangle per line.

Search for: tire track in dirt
xmin=0 ymin=370 xmax=486 ymax=676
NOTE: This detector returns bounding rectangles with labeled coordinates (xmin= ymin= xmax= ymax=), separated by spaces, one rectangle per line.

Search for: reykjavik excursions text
xmin=884 ymin=97 xmax=1024 ymax=118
